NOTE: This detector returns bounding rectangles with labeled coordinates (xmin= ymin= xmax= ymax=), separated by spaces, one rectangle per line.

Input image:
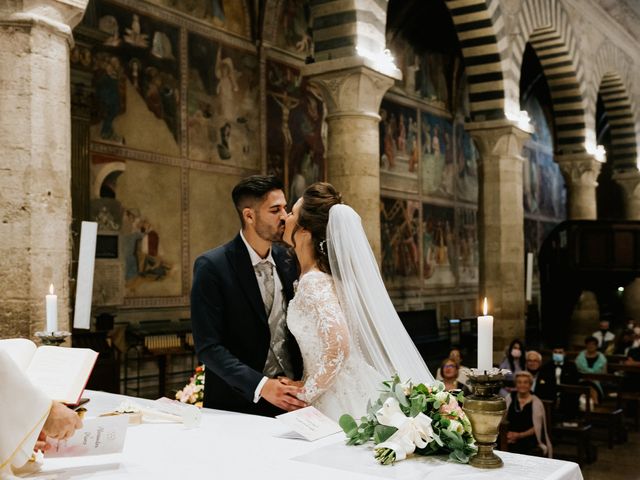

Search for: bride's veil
xmin=326 ymin=204 xmax=435 ymax=385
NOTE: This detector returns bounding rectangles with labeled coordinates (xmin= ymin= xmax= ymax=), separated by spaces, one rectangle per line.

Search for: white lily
xmin=375 ymin=398 xmax=435 ymax=461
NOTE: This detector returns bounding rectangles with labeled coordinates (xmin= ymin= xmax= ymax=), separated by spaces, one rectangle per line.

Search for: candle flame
xmin=49 ymin=284 xmax=54 ymax=295
xmin=483 ymin=297 xmax=488 ymax=316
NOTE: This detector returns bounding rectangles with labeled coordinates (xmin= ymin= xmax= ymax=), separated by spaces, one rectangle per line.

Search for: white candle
xmin=477 ymin=297 xmax=494 ymax=372
xmin=73 ymin=221 xmax=98 ymax=329
xmin=525 ymin=252 xmax=533 ymax=303
xmin=46 ymin=284 xmax=58 ymax=333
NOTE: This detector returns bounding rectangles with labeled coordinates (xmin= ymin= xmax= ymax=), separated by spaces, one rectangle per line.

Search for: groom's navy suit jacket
xmin=191 ymin=233 xmax=303 ymax=417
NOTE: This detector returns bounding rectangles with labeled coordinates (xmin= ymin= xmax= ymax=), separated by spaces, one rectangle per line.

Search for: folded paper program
xmin=103 ymin=399 xmax=200 ymax=427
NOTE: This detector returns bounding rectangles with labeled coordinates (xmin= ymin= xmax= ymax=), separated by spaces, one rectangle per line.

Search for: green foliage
xmin=341 ymin=378 xmax=477 ymax=465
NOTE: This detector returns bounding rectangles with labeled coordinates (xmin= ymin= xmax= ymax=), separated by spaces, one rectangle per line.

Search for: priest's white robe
xmin=0 ymin=349 xmax=51 ymax=478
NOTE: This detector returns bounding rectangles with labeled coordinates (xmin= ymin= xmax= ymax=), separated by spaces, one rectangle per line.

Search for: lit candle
xmin=46 ymin=284 xmax=58 ymax=333
xmin=525 ymin=252 xmax=533 ymax=303
xmin=477 ymin=297 xmax=493 ymax=372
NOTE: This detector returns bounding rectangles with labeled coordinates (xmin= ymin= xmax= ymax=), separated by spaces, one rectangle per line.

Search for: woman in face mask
xmin=499 ymin=339 xmax=526 ymax=378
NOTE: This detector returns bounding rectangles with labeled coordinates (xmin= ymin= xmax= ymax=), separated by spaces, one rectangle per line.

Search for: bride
xmin=281 ymin=182 xmax=434 ymax=420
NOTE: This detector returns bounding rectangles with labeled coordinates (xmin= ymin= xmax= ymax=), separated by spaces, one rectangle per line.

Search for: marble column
xmin=466 ymin=120 xmax=531 ymax=361
xmin=613 ymin=170 xmax=640 ymax=321
xmin=303 ymin=57 xmax=398 ymax=261
xmin=613 ymin=169 xmax=640 ymax=220
xmin=0 ymin=0 xmax=88 ymax=338
xmin=557 ymin=153 xmax=602 ymax=220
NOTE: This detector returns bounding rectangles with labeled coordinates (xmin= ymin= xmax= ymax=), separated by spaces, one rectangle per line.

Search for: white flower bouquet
xmin=175 ymin=365 xmax=205 ymax=408
xmin=339 ymin=375 xmax=476 ymax=465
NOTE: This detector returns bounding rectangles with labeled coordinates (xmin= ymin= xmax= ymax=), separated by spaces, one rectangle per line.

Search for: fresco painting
xmin=275 ymin=0 xmax=313 ymax=57
xmin=188 ymin=35 xmax=260 ymax=169
xmin=380 ymin=198 xmax=421 ymax=289
xmin=380 ymin=99 xmax=419 ymax=192
xmin=266 ymin=61 xmax=326 ymax=208
xmin=146 ymin=0 xmax=247 ymax=36
xmin=421 ymin=111 xmax=455 ymax=198
xmin=422 ymin=204 xmax=456 ymax=287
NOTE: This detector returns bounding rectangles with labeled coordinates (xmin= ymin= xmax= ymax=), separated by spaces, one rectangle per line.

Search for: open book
xmin=0 ymin=338 xmax=98 ymax=405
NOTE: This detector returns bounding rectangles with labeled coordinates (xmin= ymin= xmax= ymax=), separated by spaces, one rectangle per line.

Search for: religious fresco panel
xmin=146 ymin=0 xmax=248 ymax=36
xmin=90 ymin=155 xmax=182 ymax=298
xmin=379 ymin=99 xmax=419 ymax=193
xmin=421 ymin=111 xmax=455 ymax=199
xmin=456 ymin=207 xmax=478 ymax=286
xmin=422 ymin=203 xmax=456 ymax=288
xmin=380 ymin=197 xmax=421 ymax=290
xmin=523 ymin=148 xmax=566 ymax=218
xmin=92 ymin=2 xmax=180 ymax=156
xmin=454 ymin=119 xmax=479 ymax=203
xmin=274 ymin=0 xmax=313 ymax=58
xmin=187 ymin=34 xmax=260 ymax=169
xmin=266 ymin=60 xmax=326 ymax=208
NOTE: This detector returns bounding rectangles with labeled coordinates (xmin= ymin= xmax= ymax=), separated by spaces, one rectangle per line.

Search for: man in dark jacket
xmin=191 ymin=175 xmax=304 ymax=416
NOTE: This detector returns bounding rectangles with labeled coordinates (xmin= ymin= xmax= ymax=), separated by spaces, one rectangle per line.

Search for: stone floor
xmin=554 ymin=425 xmax=639 ymax=480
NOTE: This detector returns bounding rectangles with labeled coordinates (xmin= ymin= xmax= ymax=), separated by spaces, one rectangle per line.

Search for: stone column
xmin=0 ymin=1 xmax=88 ymax=338
xmin=613 ymin=170 xmax=640 ymax=320
xmin=303 ymin=57 xmax=398 ymax=261
xmin=557 ymin=153 xmax=602 ymax=220
xmin=613 ymin=170 xmax=640 ymax=220
xmin=466 ymin=120 xmax=531 ymax=361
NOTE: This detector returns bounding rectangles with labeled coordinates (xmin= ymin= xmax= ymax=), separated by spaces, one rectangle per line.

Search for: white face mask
xmin=627 ymin=323 xmax=635 ymax=330
xmin=511 ymin=348 xmax=522 ymax=359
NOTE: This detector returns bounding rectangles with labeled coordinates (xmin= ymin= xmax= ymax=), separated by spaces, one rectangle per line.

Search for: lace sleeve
xmin=298 ymin=275 xmax=350 ymax=403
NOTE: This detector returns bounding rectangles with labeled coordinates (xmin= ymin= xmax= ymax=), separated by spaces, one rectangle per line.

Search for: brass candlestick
xmin=462 ymin=369 xmax=508 ymax=468
xmin=35 ymin=331 xmax=71 ymax=346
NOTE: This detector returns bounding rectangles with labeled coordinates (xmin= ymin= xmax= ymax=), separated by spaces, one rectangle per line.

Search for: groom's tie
xmin=255 ymin=261 xmax=275 ymax=316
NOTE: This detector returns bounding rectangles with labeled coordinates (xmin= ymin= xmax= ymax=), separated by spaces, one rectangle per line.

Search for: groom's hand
xmin=261 ymin=378 xmax=307 ymax=411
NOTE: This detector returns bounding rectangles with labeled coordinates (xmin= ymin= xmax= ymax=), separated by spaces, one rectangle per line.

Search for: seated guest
xmin=499 ymin=339 xmax=526 ymax=378
xmin=576 ymin=336 xmax=608 ymax=403
xmin=505 ymin=371 xmax=553 ymax=457
xmin=592 ymin=319 xmax=615 ymax=354
xmin=576 ymin=336 xmax=607 ymax=374
xmin=435 ymin=347 xmax=470 ymax=386
xmin=439 ymin=358 xmax=470 ymax=395
xmin=537 ymin=346 xmax=580 ymax=417
xmin=614 ymin=329 xmax=635 ymax=356
xmin=526 ymin=350 xmax=543 ymax=394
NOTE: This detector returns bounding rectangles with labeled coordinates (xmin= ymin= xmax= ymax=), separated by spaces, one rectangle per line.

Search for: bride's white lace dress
xmin=287 ymin=270 xmax=383 ymax=420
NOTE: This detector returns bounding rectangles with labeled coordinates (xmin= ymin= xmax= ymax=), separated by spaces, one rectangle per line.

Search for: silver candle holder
xmin=35 ymin=331 xmax=71 ymax=346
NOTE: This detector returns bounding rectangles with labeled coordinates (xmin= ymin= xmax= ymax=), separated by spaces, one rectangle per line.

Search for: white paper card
xmin=73 ymin=221 xmax=98 ymax=329
xmin=276 ymin=406 xmax=342 ymax=441
xmin=46 ymin=416 xmax=128 ymax=457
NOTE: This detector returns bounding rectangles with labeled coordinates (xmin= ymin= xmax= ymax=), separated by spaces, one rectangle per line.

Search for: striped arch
xmin=443 ymin=0 xmax=508 ymax=120
xmin=309 ymin=0 xmax=387 ymax=62
xmin=589 ymin=43 xmax=637 ymax=169
xmin=508 ymin=0 xmax=587 ymax=154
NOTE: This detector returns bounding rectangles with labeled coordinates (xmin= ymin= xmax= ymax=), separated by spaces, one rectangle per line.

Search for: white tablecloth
xmin=28 ymin=391 xmax=583 ymax=480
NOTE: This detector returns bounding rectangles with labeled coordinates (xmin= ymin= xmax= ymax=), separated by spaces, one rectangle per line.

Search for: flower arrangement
xmin=339 ymin=375 xmax=476 ymax=465
xmin=175 ymin=365 xmax=205 ymax=407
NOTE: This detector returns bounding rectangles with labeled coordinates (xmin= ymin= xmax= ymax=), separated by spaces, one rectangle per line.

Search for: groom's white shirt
xmin=239 ymin=230 xmax=290 ymax=403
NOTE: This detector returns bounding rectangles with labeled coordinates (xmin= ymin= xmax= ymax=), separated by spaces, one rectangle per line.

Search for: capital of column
xmin=303 ymin=56 xmax=398 ymax=120
xmin=556 ymin=153 xmax=602 ymax=188
xmin=0 ymin=0 xmax=89 ymax=43
xmin=612 ymin=169 xmax=640 ymax=220
xmin=464 ymin=119 xmax=532 ymax=158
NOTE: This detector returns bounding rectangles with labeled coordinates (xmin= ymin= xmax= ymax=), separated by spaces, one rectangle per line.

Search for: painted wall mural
xmin=380 ymin=99 xmax=419 ymax=193
xmin=92 ymin=2 xmax=180 ymax=156
xmin=266 ymin=60 xmax=326 ymax=208
xmin=146 ymin=0 xmax=248 ymax=36
xmin=188 ymin=35 xmax=260 ymax=168
xmin=275 ymin=0 xmax=313 ymax=58
xmin=380 ymin=197 xmax=421 ymax=290
xmin=421 ymin=111 xmax=455 ymax=198
xmin=422 ymin=204 xmax=456 ymax=287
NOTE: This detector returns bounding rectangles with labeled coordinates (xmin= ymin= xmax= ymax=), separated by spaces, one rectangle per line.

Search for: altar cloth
xmin=25 ymin=390 xmax=583 ymax=480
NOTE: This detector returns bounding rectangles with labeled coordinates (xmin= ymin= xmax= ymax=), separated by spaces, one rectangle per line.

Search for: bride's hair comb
xmin=318 ymin=239 xmax=327 ymax=255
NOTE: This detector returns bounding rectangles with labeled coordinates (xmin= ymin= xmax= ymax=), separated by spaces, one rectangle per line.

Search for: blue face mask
xmin=552 ymin=353 xmax=564 ymax=363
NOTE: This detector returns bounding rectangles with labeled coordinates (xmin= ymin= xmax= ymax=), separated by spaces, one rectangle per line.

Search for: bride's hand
xmin=261 ymin=379 xmax=307 ymax=411
xmin=277 ymin=376 xmax=304 ymax=388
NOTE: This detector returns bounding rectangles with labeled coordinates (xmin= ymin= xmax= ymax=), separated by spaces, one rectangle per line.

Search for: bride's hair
xmin=292 ymin=182 xmax=342 ymax=274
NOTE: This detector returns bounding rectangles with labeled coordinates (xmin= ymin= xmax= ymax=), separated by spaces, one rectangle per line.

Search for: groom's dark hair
xmin=232 ymin=175 xmax=284 ymax=226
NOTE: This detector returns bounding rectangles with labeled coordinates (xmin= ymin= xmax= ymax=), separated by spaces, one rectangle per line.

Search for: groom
xmin=191 ymin=175 xmax=305 ymax=416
